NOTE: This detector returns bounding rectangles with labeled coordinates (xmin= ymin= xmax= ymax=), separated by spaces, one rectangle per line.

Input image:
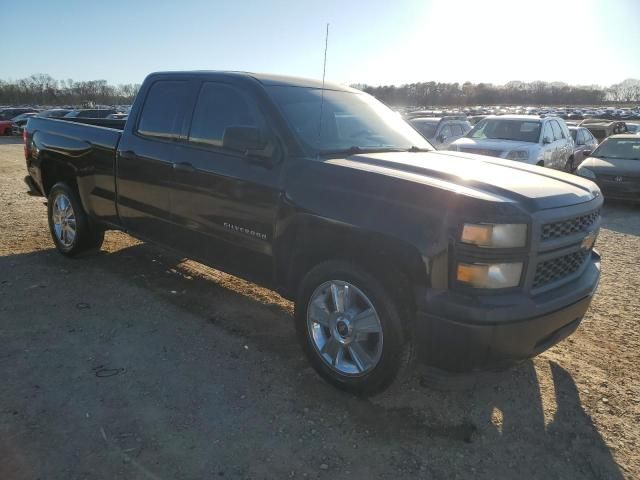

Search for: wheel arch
xmin=275 ymin=217 xmax=428 ymax=304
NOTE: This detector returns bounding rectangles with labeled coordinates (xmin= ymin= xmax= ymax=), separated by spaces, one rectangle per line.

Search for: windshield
xmin=468 ymin=118 xmax=541 ymax=143
xmin=409 ymin=119 xmax=438 ymax=139
xmin=593 ymin=138 xmax=640 ymax=160
xmin=266 ymin=86 xmax=431 ymax=154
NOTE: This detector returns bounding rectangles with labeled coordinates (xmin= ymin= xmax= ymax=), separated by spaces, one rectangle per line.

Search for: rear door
xmin=116 ymin=79 xmax=196 ymax=241
xmin=549 ymin=120 xmax=564 ymax=168
xmin=167 ymin=79 xmax=283 ymax=263
xmin=541 ymin=121 xmax=555 ymax=166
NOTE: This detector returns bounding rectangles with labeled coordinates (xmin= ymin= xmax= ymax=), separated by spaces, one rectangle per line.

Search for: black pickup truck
xmin=24 ymin=71 xmax=602 ymax=394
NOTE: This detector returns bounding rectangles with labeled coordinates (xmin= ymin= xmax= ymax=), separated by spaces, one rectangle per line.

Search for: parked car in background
xmin=568 ymin=126 xmax=598 ymax=171
xmin=10 ymin=112 xmax=38 ymax=135
xmin=64 ymin=109 xmax=118 ymax=119
xmin=37 ymin=109 xmax=72 ymax=119
xmin=0 ymin=119 xmax=13 ymax=135
xmin=409 ymin=116 xmax=471 ymax=149
xmin=625 ymin=122 xmax=640 ymax=135
xmin=579 ymin=119 xmax=628 ymax=142
xmin=468 ymin=115 xmax=488 ymax=125
xmin=0 ymin=107 xmax=39 ymax=120
xmin=449 ymin=115 xmax=575 ymax=170
xmin=0 ymin=108 xmax=39 ymax=135
xmin=576 ymin=134 xmax=640 ymax=202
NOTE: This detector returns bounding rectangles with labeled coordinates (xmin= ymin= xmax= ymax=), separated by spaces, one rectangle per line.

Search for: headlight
xmin=506 ymin=149 xmax=529 ymax=161
xmin=576 ymin=166 xmax=596 ymax=179
xmin=457 ymin=262 xmax=523 ymax=289
xmin=461 ymin=223 xmax=527 ymax=248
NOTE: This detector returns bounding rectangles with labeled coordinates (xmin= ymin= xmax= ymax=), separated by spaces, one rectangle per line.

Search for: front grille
xmin=533 ymin=250 xmax=589 ymax=289
xmin=599 ymin=174 xmax=640 ymax=183
xmin=459 ymin=148 xmax=503 ymax=158
xmin=541 ymin=210 xmax=600 ymax=241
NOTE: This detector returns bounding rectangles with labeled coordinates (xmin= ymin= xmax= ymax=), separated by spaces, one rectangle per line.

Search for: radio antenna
xmin=317 ymin=23 xmax=329 ymax=149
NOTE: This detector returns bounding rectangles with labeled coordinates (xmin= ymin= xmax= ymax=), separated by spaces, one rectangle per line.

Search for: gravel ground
xmin=0 ymin=136 xmax=638 ymax=479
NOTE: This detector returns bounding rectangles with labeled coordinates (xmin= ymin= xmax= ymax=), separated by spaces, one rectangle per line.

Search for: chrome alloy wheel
xmin=52 ymin=193 xmax=76 ymax=248
xmin=306 ymin=280 xmax=384 ymax=375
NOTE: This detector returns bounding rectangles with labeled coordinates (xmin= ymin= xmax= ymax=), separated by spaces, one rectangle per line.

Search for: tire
xmin=47 ymin=182 xmax=104 ymax=256
xmin=295 ymin=260 xmax=412 ymax=395
xmin=536 ymin=161 xmax=545 ymax=167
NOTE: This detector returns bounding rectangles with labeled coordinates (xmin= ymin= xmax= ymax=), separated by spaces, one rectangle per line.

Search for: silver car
xmin=568 ymin=126 xmax=599 ymax=171
xmin=449 ymin=115 xmax=575 ymax=170
xmin=409 ymin=116 xmax=472 ymax=150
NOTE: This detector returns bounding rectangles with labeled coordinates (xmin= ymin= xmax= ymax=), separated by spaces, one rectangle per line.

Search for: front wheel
xmin=48 ymin=182 xmax=104 ymax=256
xmin=295 ymin=260 xmax=411 ymax=395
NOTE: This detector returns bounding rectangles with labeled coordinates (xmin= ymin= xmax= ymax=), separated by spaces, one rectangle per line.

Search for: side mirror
xmin=582 ymin=150 xmax=591 ymax=157
xmin=543 ymin=136 xmax=552 ymax=144
xmin=222 ymin=126 xmax=272 ymax=159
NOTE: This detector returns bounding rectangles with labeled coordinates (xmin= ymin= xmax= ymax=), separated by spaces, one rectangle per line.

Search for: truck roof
xmin=147 ymin=70 xmax=359 ymax=93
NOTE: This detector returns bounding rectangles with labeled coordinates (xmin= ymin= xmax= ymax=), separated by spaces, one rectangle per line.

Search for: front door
xmin=168 ymin=80 xmax=282 ymax=264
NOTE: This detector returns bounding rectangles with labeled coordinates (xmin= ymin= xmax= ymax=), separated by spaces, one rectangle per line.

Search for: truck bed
xmin=25 ymin=116 xmax=123 ymax=225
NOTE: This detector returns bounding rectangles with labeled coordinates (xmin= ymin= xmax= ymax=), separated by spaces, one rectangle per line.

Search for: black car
xmin=576 ymin=134 xmax=640 ymax=202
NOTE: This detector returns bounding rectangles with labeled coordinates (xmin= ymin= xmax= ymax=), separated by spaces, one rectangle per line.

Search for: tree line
xmin=352 ymin=79 xmax=640 ymax=107
xmin=0 ymin=74 xmax=140 ymax=106
xmin=2 ymin=74 xmax=639 ymax=107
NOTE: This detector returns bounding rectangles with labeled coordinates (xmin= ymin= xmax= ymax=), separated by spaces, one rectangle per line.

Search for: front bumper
xmin=414 ymin=250 xmax=600 ymax=373
xmin=594 ymin=180 xmax=640 ymax=202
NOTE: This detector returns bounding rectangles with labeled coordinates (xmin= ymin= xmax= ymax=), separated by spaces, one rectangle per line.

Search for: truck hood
xmin=327 ymin=150 xmax=598 ymax=211
xmin=581 ymin=156 xmax=640 ymax=176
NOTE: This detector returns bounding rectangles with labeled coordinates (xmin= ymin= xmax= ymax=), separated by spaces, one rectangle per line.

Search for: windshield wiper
xmin=405 ymin=146 xmax=432 ymax=152
xmin=319 ymin=146 xmax=406 ymax=156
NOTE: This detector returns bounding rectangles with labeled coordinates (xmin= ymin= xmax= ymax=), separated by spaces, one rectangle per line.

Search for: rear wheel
xmin=295 ymin=260 xmax=411 ymax=395
xmin=48 ymin=182 xmax=104 ymax=256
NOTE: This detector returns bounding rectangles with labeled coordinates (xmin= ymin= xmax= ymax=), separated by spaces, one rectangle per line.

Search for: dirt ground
xmin=0 ymin=136 xmax=638 ymax=480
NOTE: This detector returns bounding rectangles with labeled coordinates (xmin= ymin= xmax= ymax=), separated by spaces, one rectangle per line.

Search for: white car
xmin=449 ymin=115 xmax=575 ymax=171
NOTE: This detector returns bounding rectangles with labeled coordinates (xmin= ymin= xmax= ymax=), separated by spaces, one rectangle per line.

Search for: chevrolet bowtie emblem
xmin=614 ymin=176 xmax=623 ymax=182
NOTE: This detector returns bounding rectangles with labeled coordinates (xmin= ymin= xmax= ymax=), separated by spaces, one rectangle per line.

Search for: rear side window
xmin=138 ymin=80 xmax=190 ymax=140
xmin=188 ymin=82 xmax=267 ymax=148
xmin=543 ymin=122 xmax=553 ymax=141
xmin=550 ymin=121 xmax=564 ymax=141
xmin=578 ymin=129 xmax=587 ymax=144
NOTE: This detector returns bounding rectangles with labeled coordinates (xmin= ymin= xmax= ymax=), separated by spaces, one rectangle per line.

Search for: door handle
xmin=173 ymin=161 xmax=195 ymax=173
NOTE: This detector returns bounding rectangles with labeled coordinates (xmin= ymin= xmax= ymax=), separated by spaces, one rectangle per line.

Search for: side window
xmin=440 ymin=124 xmax=452 ymax=138
xmin=584 ymin=130 xmax=594 ymax=144
xmin=550 ymin=121 xmax=563 ymax=141
xmin=137 ymin=81 xmax=191 ymax=140
xmin=578 ymin=129 xmax=587 ymax=144
xmin=188 ymin=82 xmax=267 ymax=149
xmin=450 ymin=124 xmax=464 ymax=136
xmin=543 ymin=122 xmax=554 ymax=142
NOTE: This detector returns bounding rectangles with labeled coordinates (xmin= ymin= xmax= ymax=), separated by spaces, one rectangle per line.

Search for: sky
xmin=1 ymin=0 xmax=639 ymax=87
